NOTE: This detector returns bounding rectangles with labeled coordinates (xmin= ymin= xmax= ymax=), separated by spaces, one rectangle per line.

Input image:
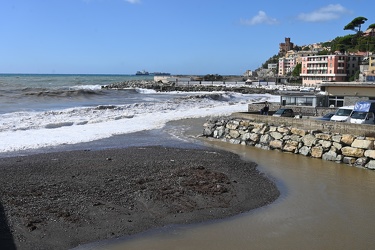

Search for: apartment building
xmin=300 ymin=54 xmax=362 ymax=86
xmin=278 ymin=57 xmax=296 ymax=76
xmin=368 ymin=54 xmax=375 ymax=81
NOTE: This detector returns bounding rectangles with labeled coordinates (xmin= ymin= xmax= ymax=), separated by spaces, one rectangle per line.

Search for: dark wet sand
xmin=0 ymin=121 xmax=280 ymax=250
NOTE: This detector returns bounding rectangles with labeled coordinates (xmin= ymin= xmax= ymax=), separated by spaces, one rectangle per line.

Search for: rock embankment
xmin=203 ymin=117 xmax=375 ymax=170
xmin=102 ymin=80 xmax=277 ymax=94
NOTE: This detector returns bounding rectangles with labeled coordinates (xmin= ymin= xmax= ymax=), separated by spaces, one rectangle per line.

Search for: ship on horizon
xmin=136 ymin=70 xmax=170 ymax=76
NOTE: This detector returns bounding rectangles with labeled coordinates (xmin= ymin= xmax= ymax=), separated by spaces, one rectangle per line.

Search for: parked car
xmin=272 ymin=108 xmax=295 ymax=117
xmin=348 ymin=101 xmax=375 ymax=124
xmin=330 ymin=106 xmax=354 ymax=122
xmin=316 ymin=112 xmax=335 ymax=121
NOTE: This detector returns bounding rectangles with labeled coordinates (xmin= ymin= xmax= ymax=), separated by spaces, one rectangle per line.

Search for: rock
xmin=355 ymin=157 xmax=369 ymax=167
xmin=260 ymin=134 xmax=272 ymax=144
xmin=302 ymin=134 xmax=316 ymax=147
xmin=291 ymin=128 xmax=306 ymax=136
xmin=343 ymin=157 xmax=356 ymax=165
xmin=269 ymin=140 xmax=283 ymax=149
xmin=332 ymin=142 xmax=342 ymax=150
xmin=269 ymin=126 xmax=277 ymax=132
xmin=319 ymin=140 xmax=332 ymax=149
xmin=249 ymin=133 xmax=260 ymax=142
xmin=226 ymin=120 xmax=240 ymax=130
xmin=213 ymin=126 xmax=225 ymax=138
xmin=283 ymin=140 xmax=299 ymax=152
xmin=332 ymin=135 xmax=342 ymax=143
xmin=290 ymin=134 xmax=302 ymax=142
xmin=311 ymin=146 xmax=324 ymax=158
xmin=203 ymin=128 xmax=214 ymax=136
xmin=341 ymin=134 xmax=356 ymax=145
xmin=365 ymin=160 xmax=375 ymax=170
xmin=270 ymin=131 xmax=283 ymax=140
xmin=241 ymin=132 xmax=251 ymax=141
xmin=322 ymin=151 xmax=338 ymax=161
xmin=351 ymin=139 xmax=374 ymax=150
xmin=315 ymin=133 xmax=332 ymax=140
xmin=341 ymin=147 xmax=365 ymax=158
xmin=277 ymin=127 xmax=290 ymax=134
xmin=364 ymin=150 xmax=375 ymax=159
xmin=229 ymin=130 xmax=240 ymax=139
xmin=239 ymin=120 xmax=251 ymax=127
xmin=299 ymin=146 xmax=310 ymax=156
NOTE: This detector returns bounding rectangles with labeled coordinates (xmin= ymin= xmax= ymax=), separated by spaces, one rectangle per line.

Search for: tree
xmin=292 ymin=63 xmax=301 ymax=77
xmin=365 ymin=24 xmax=375 ymax=53
xmin=344 ymin=16 xmax=368 ymax=33
xmin=368 ymin=23 xmax=375 ymax=36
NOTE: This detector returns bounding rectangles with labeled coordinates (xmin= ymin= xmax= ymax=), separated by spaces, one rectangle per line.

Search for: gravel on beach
xmin=0 ymin=146 xmax=280 ymax=250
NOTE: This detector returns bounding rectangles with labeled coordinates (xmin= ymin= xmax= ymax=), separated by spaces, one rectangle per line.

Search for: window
xmin=281 ymin=96 xmax=314 ymax=106
xmin=328 ymin=96 xmax=344 ymax=107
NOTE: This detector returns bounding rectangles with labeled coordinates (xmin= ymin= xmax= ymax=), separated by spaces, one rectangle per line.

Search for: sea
xmin=0 ymin=74 xmax=277 ymax=157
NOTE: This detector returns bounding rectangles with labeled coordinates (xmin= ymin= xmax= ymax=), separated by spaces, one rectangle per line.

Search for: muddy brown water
xmin=74 ymin=137 xmax=375 ymax=250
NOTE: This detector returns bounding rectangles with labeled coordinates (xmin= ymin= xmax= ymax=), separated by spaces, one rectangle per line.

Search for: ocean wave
xmin=45 ymin=122 xmax=74 ymax=129
xmin=0 ymin=92 xmax=279 ymax=153
xmin=22 ymin=88 xmax=104 ymax=98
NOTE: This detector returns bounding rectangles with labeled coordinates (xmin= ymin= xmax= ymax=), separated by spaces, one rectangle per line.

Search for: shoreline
xmin=0 ymin=120 xmax=280 ymax=250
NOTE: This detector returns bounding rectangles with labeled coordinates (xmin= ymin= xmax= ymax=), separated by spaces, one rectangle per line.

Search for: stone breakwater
xmin=102 ymin=80 xmax=277 ymax=94
xmin=203 ymin=117 xmax=375 ymax=170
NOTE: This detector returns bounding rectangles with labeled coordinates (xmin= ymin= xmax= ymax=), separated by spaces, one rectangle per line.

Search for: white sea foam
xmin=69 ymin=85 xmax=103 ymax=90
xmin=0 ymin=92 xmax=279 ymax=153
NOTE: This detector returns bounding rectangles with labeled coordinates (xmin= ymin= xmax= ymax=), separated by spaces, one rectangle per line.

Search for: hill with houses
xmin=247 ymin=17 xmax=375 ymax=86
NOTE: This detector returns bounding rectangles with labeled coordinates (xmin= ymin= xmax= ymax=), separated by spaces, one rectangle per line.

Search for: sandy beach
xmin=0 ymin=123 xmax=280 ymax=250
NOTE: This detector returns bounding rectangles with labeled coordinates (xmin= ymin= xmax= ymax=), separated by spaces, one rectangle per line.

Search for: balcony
xmin=307 ymin=67 xmax=328 ymax=70
xmin=307 ymin=60 xmax=327 ymax=63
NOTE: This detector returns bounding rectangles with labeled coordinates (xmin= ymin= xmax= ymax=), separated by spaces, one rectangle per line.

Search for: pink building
xmin=300 ymin=54 xmax=360 ymax=85
xmin=278 ymin=57 xmax=296 ymax=76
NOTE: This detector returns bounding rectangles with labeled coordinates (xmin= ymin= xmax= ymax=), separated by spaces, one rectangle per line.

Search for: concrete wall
xmin=233 ymin=112 xmax=375 ymax=137
xmin=248 ymin=103 xmax=335 ymax=117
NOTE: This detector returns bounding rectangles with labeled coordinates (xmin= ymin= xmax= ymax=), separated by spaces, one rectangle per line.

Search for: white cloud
xmin=297 ymin=4 xmax=350 ymax=22
xmin=125 ymin=0 xmax=141 ymax=4
xmin=241 ymin=11 xmax=278 ymax=26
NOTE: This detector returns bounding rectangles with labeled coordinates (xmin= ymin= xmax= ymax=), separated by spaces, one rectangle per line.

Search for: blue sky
xmin=0 ymin=0 xmax=374 ymax=75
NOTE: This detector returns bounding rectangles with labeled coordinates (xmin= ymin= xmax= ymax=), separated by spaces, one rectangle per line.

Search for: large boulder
xmin=341 ymin=134 xmax=355 ymax=145
xmin=270 ymin=140 xmax=283 ymax=149
xmin=341 ymin=147 xmax=365 ymax=158
xmin=364 ymin=150 xmax=375 ymax=159
xmin=291 ymin=127 xmax=306 ymax=136
xmin=351 ymin=139 xmax=374 ymax=150
xmin=315 ymin=133 xmax=332 ymax=141
xmin=302 ymin=134 xmax=317 ymax=147
xmin=311 ymin=146 xmax=324 ymax=158
xmin=283 ymin=140 xmax=299 ymax=152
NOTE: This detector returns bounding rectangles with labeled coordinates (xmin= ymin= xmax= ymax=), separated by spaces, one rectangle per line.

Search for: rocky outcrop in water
xmin=102 ymin=80 xmax=277 ymax=94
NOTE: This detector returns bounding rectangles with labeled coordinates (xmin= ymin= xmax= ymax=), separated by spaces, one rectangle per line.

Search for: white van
xmin=349 ymin=101 xmax=375 ymax=124
xmin=330 ymin=106 xmax=354 ymax=122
